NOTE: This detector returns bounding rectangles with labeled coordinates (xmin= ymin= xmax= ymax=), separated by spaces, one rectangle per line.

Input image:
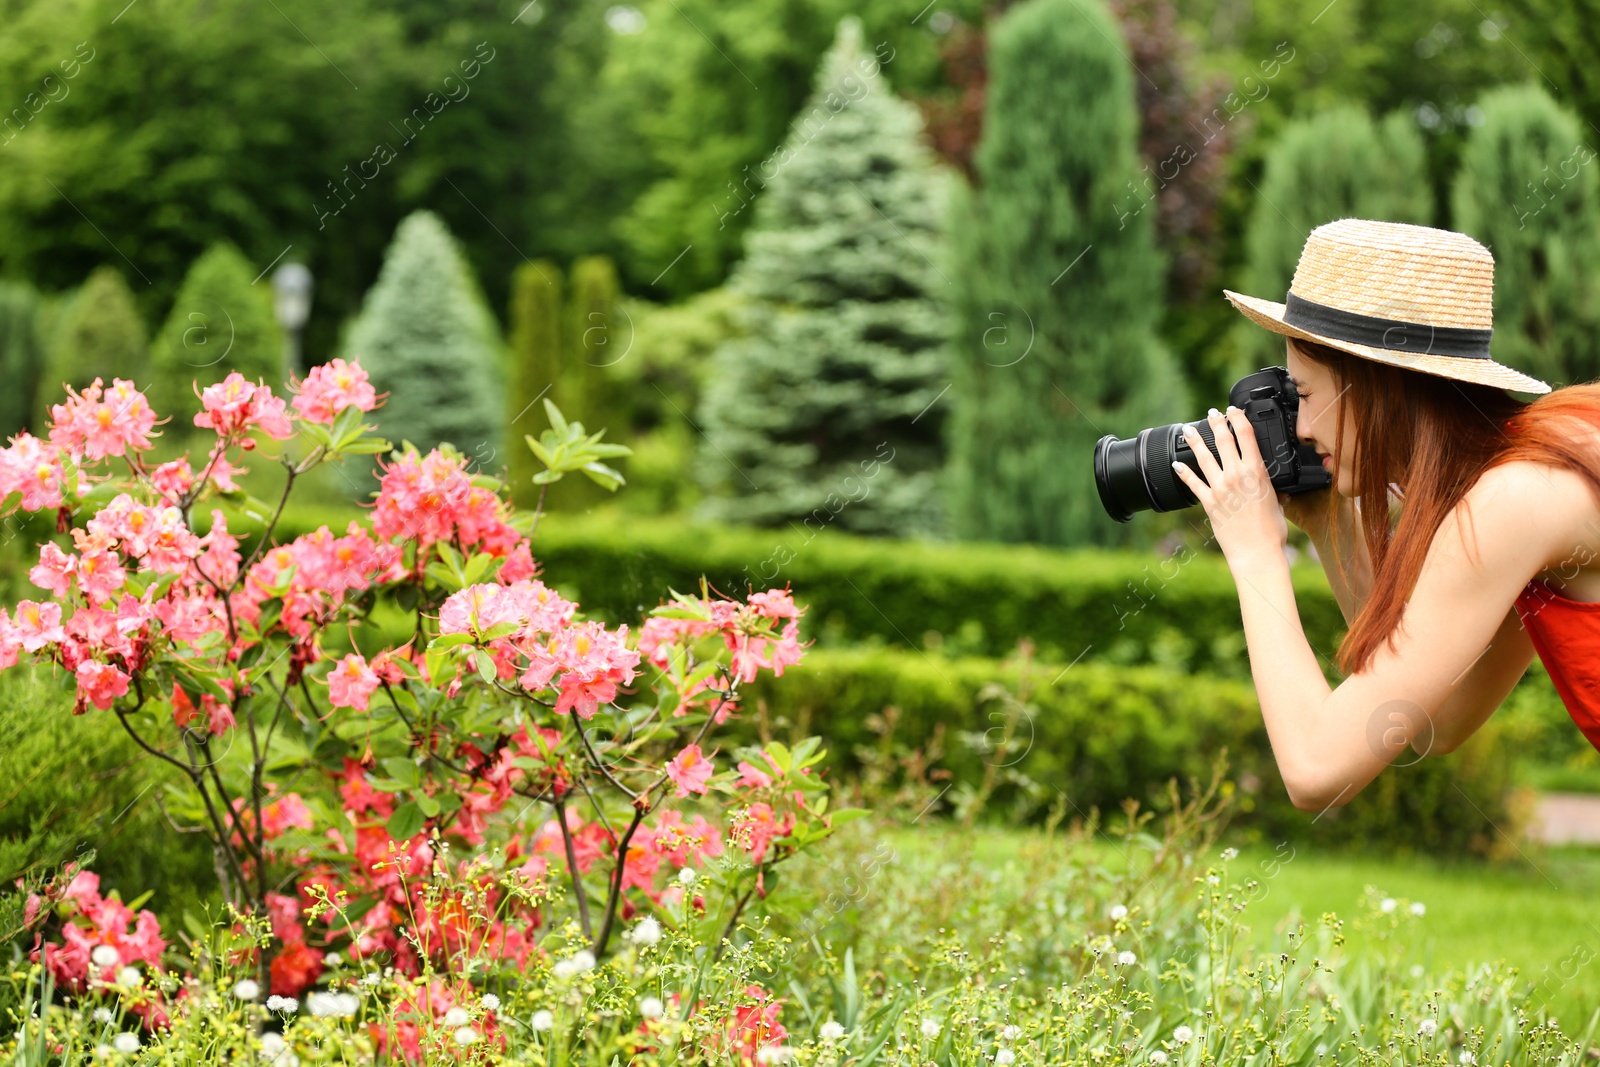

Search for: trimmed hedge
xmin=733 ymin=646 xmax=1523 ymax=857
xmin=238 ymin=506 xmax=1346 ymax=679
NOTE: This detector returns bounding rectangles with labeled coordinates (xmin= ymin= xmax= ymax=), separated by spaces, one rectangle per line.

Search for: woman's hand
xmin=1172 ymin=406 xmax=1288 ymax=575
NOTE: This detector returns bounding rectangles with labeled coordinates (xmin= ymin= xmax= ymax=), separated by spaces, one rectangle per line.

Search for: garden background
xmin=4 ymin=0 xmax=1600 ymax=1061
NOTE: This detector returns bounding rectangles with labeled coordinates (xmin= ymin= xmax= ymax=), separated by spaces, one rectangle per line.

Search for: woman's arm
xmin=1304 ymin=493 xmax=1373 ymax=627
xmin=1173 ymin=409 xmax=1568 ymax=811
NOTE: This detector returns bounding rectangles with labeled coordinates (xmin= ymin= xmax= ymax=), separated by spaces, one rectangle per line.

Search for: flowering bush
xmin=2 ymin=365 xmax=854 ymax=1058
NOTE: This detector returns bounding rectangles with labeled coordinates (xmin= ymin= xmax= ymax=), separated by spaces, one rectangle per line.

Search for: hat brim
xmin=1223 ymin=289 xmax=1552 ymax=395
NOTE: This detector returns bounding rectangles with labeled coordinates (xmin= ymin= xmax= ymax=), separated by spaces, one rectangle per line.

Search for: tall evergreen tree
xmin=695 ymin=17 xmax=953 ymax=537
xmin=148 ymin=242 xmax=283 ymax=436
xmin=945 ymin=0 xmax=1186 ymax=547
xmin=548 ymin=255 xmax=627 ymax=512
xmin=0 ymin=283 xmax=45 ymax=438
xmin=507 ymin=260 xmax=564 ymax=509
xmin=1233 ymin=106 xmax=1433 ymax=375
xmin=341 ymin=211 xmax=505 ymax=479
xmin=35 ymin=267 xmax=147 ymax=427
xmin=1451 ymin=84 xmax=1600 ymax=388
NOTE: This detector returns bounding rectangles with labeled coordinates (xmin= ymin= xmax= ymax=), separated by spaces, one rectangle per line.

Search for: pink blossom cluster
xmin=437 ymin=581 xmax=640 ymax=718
xmin=370 ymin=447 xmax=522 ymax=554
xmin=30 ymin=870 xmax=166 ymax=995
xmin=49 ymin=379 xmax=158 ymax=461
xmin=292 ymin=358 xmax=380 ymax=425
xmin=191 ymin=373 xmax=294 ymax=440
xmin=635 ymin=586 xmax=806 ymax=722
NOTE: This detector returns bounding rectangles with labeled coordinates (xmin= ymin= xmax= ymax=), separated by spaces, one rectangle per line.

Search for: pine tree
xmin=35 ymin=267 xmax=148 ymax=428
xmin=148 ymin=242 xmax=284 ymax=437
xmin=506 ymin=260 xmax=563 ymax=508
xmin=341 ymin=211 xmax=506 ymax=481
xmin=1233 ymin=107 xmax=1432 ymax=374
xmin=0 ymin=283 xmax=45 ymax=438
xmin=1451 ymin=83 xmax=1600 ymax=388
xmin=695 ymin=16 xmax=953 ymax=537
xmin=945 ymin=0 xmax=1187 ymax=547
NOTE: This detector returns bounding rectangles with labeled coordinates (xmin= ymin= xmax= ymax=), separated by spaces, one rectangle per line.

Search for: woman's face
xmin=1286 ymin=341 xmax=1357 ymax=498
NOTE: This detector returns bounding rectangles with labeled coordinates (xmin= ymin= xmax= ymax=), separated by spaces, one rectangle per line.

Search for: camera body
xmin=1094 ymin=366 xmax=1332 ymax=522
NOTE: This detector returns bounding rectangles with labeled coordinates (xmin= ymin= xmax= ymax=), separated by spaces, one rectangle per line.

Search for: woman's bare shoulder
xmin=1461 ymin=459 xmax=1600 ymax=567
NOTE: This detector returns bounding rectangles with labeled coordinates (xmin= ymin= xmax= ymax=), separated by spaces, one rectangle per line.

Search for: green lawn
xmin=889 ymin=824 xmax=1600 ymax=1027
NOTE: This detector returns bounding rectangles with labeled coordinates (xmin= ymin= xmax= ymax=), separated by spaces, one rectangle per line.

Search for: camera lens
xmin=1094 ymin=421 xmax=1216 ymax=521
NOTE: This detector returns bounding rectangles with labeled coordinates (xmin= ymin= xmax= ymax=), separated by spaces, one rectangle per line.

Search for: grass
xmin=883 ymin=822 xmax=1600 ymax=1029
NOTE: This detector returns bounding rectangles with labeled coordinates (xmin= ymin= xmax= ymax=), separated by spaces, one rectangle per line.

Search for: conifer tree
xmin=1233 ymin=106 xmax=1433 ymax=374
xmin=1452 ymin=84 xmax=1600 ymax=388
xmin=35 ymin=267 xmax=148 ymax=428
xmin=341 ymin=211 xmax=506 ymax=478
xmin=696 ymin=16 xmax=953 ymax=537
xmin=0 ymin=283 xmax=44 ymax=438
xmin=506 ymin=260 xmax=563 ymax=508
xmin=148 ymin=242 xmax=283 ymax=436
xmin=945 ymin=0 xmax=1186 ymax=547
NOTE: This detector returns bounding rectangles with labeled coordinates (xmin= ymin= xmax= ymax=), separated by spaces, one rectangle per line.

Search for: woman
xmin=1175 ymin=217 xmax=1600 ymax=813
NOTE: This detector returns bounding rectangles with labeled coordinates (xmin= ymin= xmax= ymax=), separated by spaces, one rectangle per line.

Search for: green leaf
xmin=530 ymin=469 xmax=563 ymax=485
xmin=329 ymin=403 xmax=364 ymax=446
xmin=380 ymin=757 xmax=419 ymax=787
xmin=766 ymin=740 xmax=792 ymax=774
xmin=428 ymin=633 xmax=474 ymax=652
xmin=473 ymin=649 xmax=496 ymax=684
xmin=339 ymin=437 xmax=392 ymax=455
xmin=387 ymin=802 xmax=425 ymax=841
xmin=580 ymin=461 xmax=625 ymax=491
xmin=542 ymin=398 xmax=569 ymax=437
xmin=829 ymin=808 xmax=871 ymax=825
xmin=415 ymin=793 xmax=441 ymax=818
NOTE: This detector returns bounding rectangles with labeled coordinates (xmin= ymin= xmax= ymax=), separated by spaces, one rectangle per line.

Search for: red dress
xmin=1514 ymin=577 xmax=1600 ymax=751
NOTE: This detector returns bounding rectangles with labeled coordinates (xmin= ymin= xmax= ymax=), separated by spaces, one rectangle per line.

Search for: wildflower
xmin=1221 ymin=847 xmax=1239 ymax=861
xmin=920 ymin=1017 xmax=941 ymax=1038
xmin=443 ymin=1007 xmax=471 ymax=1028
xmin=531 ymin=1009 xmax=554 ymax=1031
xmin=1419 ymin=1019 xmax=1438 ymax=1036
xmin=92 ymin=1008 xmax=114 ymax=1024
xmin=679 ymin=867 xmax=698 ymax=885
xmin=1380 ymin=897 xmax=1397 ymax=913
xmin=259 ymin=1031 xmax=298 ymax=1067
xmin=1315 ymin=1044 xmax=1327 ymax=1056
xmin=266 ymin=995 xmax=298 ymax=1013
xmin=90 ymin=945 xmax=120 ymax=969
xmin=1206 ymin=874 xmax=1219 ymax=886
xmin=307 ymin=991 xmax=358 ymax=1018
xmin=112 ymin=1032 xmax=140 ymax=1053
xmin=116 ymin=966 xmax=141 ymax=987
xmin=666 ymin=743 xmax=714 ymax=798
xmin=640 ymin=996 xmax=664 ymax=1019
xmin=820 ymin=1020 xmax=846 ymax=1041
xmin=1001 ymin=1024 xmax=1022 ymax=1040
xmin=324 ymin=953 xmax=341 ymax=968
xmin=232 ymin=979 xmax=261 ymax=1001
xmin=362 ymin=972 xmax=382 ymax=987
xmin=1173 ymin=1025 xmax=1194 ymax=1045
xmin=454 ymin=1027 xmax=479 ymax=1047
xmin=1460 ymin=1052 xmax=1476 ymax=1064
xmin=756 ymin=1048 xmax=796 ymax=1065
xmin=1117 ymin=951 xmax=1137 ymax=967
xmin=482 ymin=993 xmax=501 ymax=1011
xmin=1109 ymin=904 xmax=1128 ymax=921
xmin=76 ymin=660 xmax=132 ymax=711
xmin=631 ymin=916 xmax=664 ymax=946
xmin=1150 ymin=1053 xmax=1168 ymax=1065
xmin=1411 ymin=901 xmax=1426 ymax=917
xmin=1411 ymin=964 xmax=1425 ymax=978
xmin=997 ymin=1051 xmax=1017 ymax=1065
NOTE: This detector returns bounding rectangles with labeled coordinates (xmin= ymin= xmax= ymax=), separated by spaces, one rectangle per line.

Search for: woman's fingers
xmin=1226 ymin=406 xmax=1264 ymax=466
xmin=1179 ymin=419 xmax=1223 ymax=485
xmin=1171 ymin=455 xmax=1210 ymax=506
xmin=1207 ymin=407 xmax=1242 ymax=465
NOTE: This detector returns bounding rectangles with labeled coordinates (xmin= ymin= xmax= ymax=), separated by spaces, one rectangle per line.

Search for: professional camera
xmin=1093 ymin=366 xmax=1332 ymax=522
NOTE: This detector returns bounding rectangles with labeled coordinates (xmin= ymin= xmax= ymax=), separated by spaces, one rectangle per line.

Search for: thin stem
xmin=551 ymin=791 xmax=593 ymax=941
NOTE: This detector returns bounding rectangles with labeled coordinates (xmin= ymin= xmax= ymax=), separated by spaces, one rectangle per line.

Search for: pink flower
xmin=292 ymin=358 xmax=378 ymax=425
xmin=193 ymin=374 xmax=294 ymax=440
xmin=327 ymin=653 xmax=380 ymax=712
xmin=439 ymin=584 xmax=523 ymax=639
xmin=150 ymin=458 xmax=194 ymax=502
xmin=74 ymin=660 xmax=130 ymax=710
xmin=12 ymin=601 xmax=64 ymax=652
xmin=666 ymin=744 xmax=714 ymax=799
xmin=262 ymin=793 xmax=315 ymax=839
xmin=3 ymin=433 xmax=64 ymax=511
xmin=29 ymin=542 xmax=75 ymax=597
xmin=48 ymin=378 xmax=157 ymax=461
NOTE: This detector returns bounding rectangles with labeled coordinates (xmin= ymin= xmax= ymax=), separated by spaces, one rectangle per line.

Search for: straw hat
xmin=1223 ymin=217 xmax=1551 ymax=394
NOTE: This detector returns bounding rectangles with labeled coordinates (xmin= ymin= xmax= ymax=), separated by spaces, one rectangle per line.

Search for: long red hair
xmin=1287 ymin=337 xmax=1600 ymax=676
